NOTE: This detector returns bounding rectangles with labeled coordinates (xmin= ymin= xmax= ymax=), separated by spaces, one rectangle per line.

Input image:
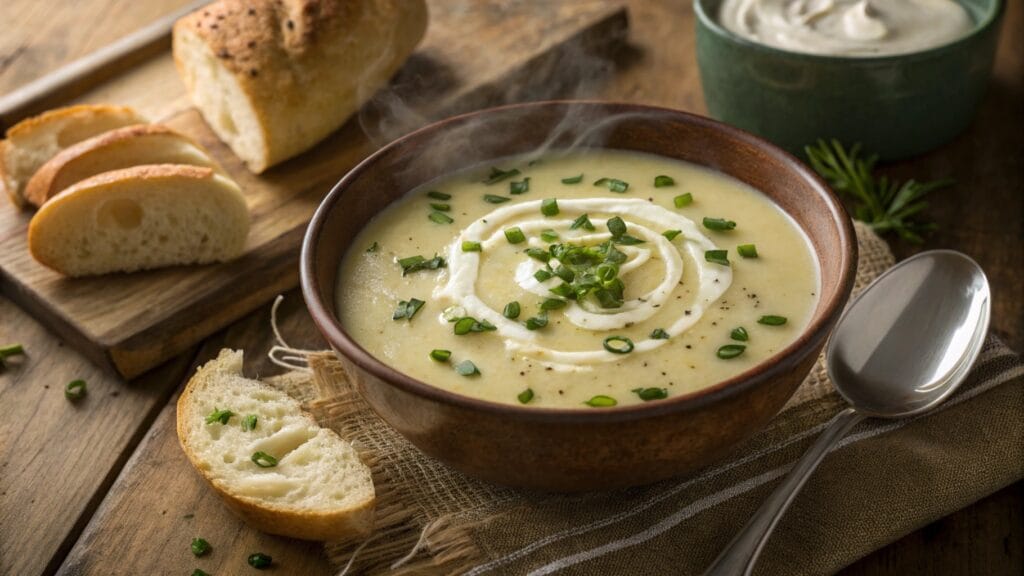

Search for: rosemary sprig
xmin=805 ymin=139 xmax=953 ymax=243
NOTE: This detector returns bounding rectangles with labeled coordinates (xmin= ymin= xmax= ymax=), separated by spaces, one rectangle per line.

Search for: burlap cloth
xmin=274 ymin=222 xmax=1024 ymax=575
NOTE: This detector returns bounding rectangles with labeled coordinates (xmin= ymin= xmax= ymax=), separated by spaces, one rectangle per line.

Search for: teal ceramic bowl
xmin=695 ymin=0 xmax=1004 ymax=160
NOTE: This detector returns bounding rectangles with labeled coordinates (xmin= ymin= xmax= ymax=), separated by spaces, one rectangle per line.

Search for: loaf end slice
xmin=177 ymin=349 xmax=375 ymax=541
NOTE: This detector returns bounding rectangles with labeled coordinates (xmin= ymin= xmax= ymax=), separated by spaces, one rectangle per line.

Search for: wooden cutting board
xmin=0 ymin=1 xmax=628 ymax=379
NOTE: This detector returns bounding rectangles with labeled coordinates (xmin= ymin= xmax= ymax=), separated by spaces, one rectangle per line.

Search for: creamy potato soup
xmin=336 ymin=150 xmax=819 ymax=408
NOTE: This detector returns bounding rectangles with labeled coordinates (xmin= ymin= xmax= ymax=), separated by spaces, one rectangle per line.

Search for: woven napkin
xmin=274 ymin=222 xmax=1024 ymax=575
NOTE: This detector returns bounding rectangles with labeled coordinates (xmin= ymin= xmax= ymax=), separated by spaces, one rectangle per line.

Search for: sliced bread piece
xmin=24 ymin=124 xmax=222 ymax=208
xmin=177 ymin=349 xmax=375 ymax=541
xmin=28 ymin=165 xmax=248 ymax=276
xmin=1 ymin=104 xmax=146 ymax=208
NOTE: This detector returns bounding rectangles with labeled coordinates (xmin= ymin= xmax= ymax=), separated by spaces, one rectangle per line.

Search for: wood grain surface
xmin=0 ymin=0 xmax=1020 ymax=575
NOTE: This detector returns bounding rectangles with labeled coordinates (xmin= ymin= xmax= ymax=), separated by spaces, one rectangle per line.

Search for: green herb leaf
xmin=397 ymin=254 xmax=446 ymax=276
xmin=562 ymin=174 xmax=584 ymax=184
xmin=570 ymin=213 xmax=596 ymax=231
xmin=603 ymin=336 xmax=634 ymax=354
xmin=730 ymin=327 xmax=749 ymax=341
xmin=365 ymin=242 xmax=379 ymax=253
xmin=517 ymin=389 xmax=534 ymax=404
xmin=737 ymin=244 xmax=758 ymax=258
xmin=632 ymin=387 xmax=669 ymax=401
xmin=191 ymin=537 xmax=212 ymax=557
xmin=427 ymin=190 xmax=451 ymax=200
xmin=594 ymin=177 xmax=629 ymax=193
xmin=392 ymin=298 xmax=425 ymax=321
xmin=483 ymin=166 xmax=520 ymax=185
xmin=205 ymin=407 xmax=233 ymax=425
xmin=662 ymin=230 xmax=682 ymax=241
xmin=540 ymin=229 xmax=560 ymax=242
xmin=673 ymin=193 xmax=693 ymax=208
xmin=654 ymin=175 xmax=675 ymax=187
xmin=584 ymin=395 xmax=617 ymax=407
xmin=429 ymin=349 xmax=452 ymax=362
xmin=248 ymin=552 xmax=273 ymax=569
xmin=454 ymin=360 xmax=481 ymax=376
xmin=703 ymin=217 xmax=737 ymax=231
xmin=242 ymin=414 xmax=258 ymax=432
xmin=541 ymin=198 xmax=559 ymax=216
xmin=650 ymin=328 xmax=670 ymax=340
xmin=454 ymin=317 xmax=496 ymax=335
xmin=251 ymin=451 xmax=278 ymax=468
xmin=430 ymin=202 xmax=450 ymax=211
xmin=510 ymin=177 xmax=531 ymax=195
xmin=504 ymin=227 xmax=526 ymax=244
xmin=540 ymin=298 xmax=567 ymax=311
xmin=462 ymin=241 xmax=482 ymax=252
xmin=717 ymin=344 xmax=746 ymax=359
xmin=429 ymin=211 xmax=454 ymax=224
xmin=483 ymin=194 xmax=510 ymax=204
xmin=758 ymin=315 xmax=788 ymax=326
xmin=503 ymin=301 xmax=521 ymax=319
xmin=705 ymin=250 xmax=730 ymax=266
xmin=607 ymin=216 xmax=626 ymax=238
xmin=524 ymin=315 xmax=548 ymax=330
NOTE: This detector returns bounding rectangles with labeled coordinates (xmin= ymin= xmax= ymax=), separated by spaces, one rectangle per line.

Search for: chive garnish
xmin=662 ymin=230 xmax=682 ymax=241
xmin=64 ymin=379 xmax=87 ymax=401
xmin=541 ymin=198 xmax=559 ymax=216
xmin=552 ymin=265 xmax=575 ymax=283
xmin=462 ymin=241 xmax=482 ymax=252
xmin=540 ymin=298 xmax=567 ymax=311
xmin=549 ymin=283 xmax=575 ymax=298
xmin=525 ymin=247 xmax=550 ymax=262
xmin=483 ymin=194 xmax=510 ymax=204
xmin=673 ymin=193 xmax=693 ymax=208
xmin=731 ymin=327 xmax=749 ymax=341
xmin=430 ymin=202 xmax=451 ymax=211
xmin=607 ymin=216 xmax=626 ymax=239
xmin=758 ymin=315 xmax=788 ymax=326
xmin=429 ymin=211 xmax=454 ymax=224
xmin=594 ymin=177 xmax=629 ymax=193
xmin=248 ymin=553 xmax=273 ymax=569
xmin=533 ymin=269 xmax=553 ymax=282
xmin=483 ymin=167 xmax=520 ymax=185
xmin=738 ymin=244 xmax=759 ymax=258
xmin=454 ymin=360 xmax=481 ymax=376
xmin=242 ymin=415 xmax=258 ymax=431
xmin=392 ymin=298 xmax=425 ymax=321
xmin=503 ymin=301 xmax=521 ymax=319
xmin=585 ymin=395 xmax=617 ymax=407
xmin=205 ymin=407 xmax=233 ymax=425
xmin=570 ymin=213 xmax=596 ymax=231
xmin=540 ymin=229 xmax=559 ymax=242
xmin=524 ymin=315 xmax=548 ymax=330
xmin=562 ymin=174 xmax=584 ymax=184
xmin=518 ymin=389 xmax=535 ymax=404
xmin=365 ymin=242 xmax=379 ymax=253
xmin=453 ymin=317 xmax=496 ymax=335
xmin=654 ymin=175 xmax=675 ymax=188
xmin=705 ymin=250 xmax=730 ymax=266
xmin=632 ymin=387 xmax=669 ymax=401
xmin=0 ymin=343 xmax=24 ymax=369
xmin=717 ymin=344 xmax=746 ymax=359
xmin=650 ymin=328 xmax=670 ymax=340
xmin=427 ymin=190 xmax=451 ymax=200
xmin=603 ymin=336 xmax=634 ymax=354
xmin=510 ymin=177 xmax=531 ymax=195
xmin=430 ymin=349 xmax=451 ymax=362
xmin=703 ymin=217 xmax=737 ymax=231
xmin=192 ymin=569 xmax=211 ymax=576
xmin=504 ymin=227 xmax=526 ymax=244
xmin=191 ymin=537 xmax=211 ymax=557
xmin=397 ymin=254 xmax=446 ymax=275
xmin=616 ymin=235 xmax=645 ymax=245
xmin=251 ymin=451 xmax=278 ymax=468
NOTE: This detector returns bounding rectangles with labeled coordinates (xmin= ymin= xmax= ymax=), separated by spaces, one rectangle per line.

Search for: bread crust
xmin=176 ymin=350 xmax=375 ymax=541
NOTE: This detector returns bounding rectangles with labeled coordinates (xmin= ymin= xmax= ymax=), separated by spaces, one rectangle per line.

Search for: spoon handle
xmin=704 ymin=407 xmax=865 ymax=576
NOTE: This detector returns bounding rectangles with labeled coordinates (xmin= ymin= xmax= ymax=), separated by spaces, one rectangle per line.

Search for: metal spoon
xmin=705 ymin=250 xmax=991 ymax=576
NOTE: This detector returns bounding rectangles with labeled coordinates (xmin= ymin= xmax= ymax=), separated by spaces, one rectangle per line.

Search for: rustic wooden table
xmin=0 ymin=1 xmax=1020 ymax=575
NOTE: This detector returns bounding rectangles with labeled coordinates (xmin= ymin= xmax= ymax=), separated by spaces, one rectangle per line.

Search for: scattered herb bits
xmin=585 ymin=395 xmax=617 ymax=408
xmin=454 ymin=360 xmax=481 ymax=377
xmin=518 ymin=389 xmax=535 ymax=404
xmin=703 ymin=217 xmax=737 ymax=231
xmin=397 ymin=255 xmax=446 ymax=276
xmin=365 ymin=242 xmax=379 ymax=253
xmin=242 ymin=414 xmax=258 ymax=432
xmin=453 ymin=317 xmax=496 ymax=335
xmin=705 ymin=250 xmax=730 ymax=266
xmin=428 ymin=211 xmax=454 ymax=224
xmin=525 ymin=248 xmax=550 ymax=262
xmin=483 ymin=166 xmax=520 ymax=185
xmin=524 ymin=315 xmax=548 ymax=330
xmin=392 ymin=298 xmax=425 ymax=321
xmin=540 ymin=229 xmax=560 ymax=242
xmin=737 ymin=244 xmax=759 ymax=258
xmin=191 ymin=537 xmax=212 ymax=557
xmin=430 ymin=202 xmax=450 ymax=212
xmin=0 ymin=343 xmax=24 ymax=369
xmin=673 ymin=193 xmax=693 ymax=208
xmin=632 ymin=387 xmax=669 ymax=401
xmin=570 ymin=213 xmax=596 ymax=231
xmin=462 ymin=241 xmax=482 ymax=253
xmin=504 ymin=227 xmax=526 ymax=244
xmin=561 ymin=174 xmax=584 ymax=184
xmin=205 ymin=407 xmax=233 ymax=425
xmin=248 ymin=552 xmax=273 ymax=569
xmin=730 ymin=327 xmax=749 ymax=342
xmin=758 ymin=315 xmax=788 ymax=326
xmin=540 ymin=298 xmax=567 ymax=311
xmin=429 ymin=349 xmax=452 ymax=362
xmin=607 ymin=216 xmax=627 ymax=238
xmin=426 ymin=190 xmax=450 ymax=200
xmin=650 ymin=328 xmax=670 ymax=340
xmin=192 ymin=570 xmax=211 ymax=576
xmin=64 ymin=379 xmax=87 ymax=401
xmin=541 ymin=198 xmax=559 ymax=216
xmin=483 ymin=194 xmax=510 ymax=204
xmin=603 ymin=336 xmax=634 ymax=354
xmin=717 ymin=344 xmax=746 ymax=359
xmin=510 ymin=177 xmax=531 ymax=195
xmin=594 ymin=177 xmax=629 ymax=193
xmin=251 ymin=451 xmax=278 ymax=468
xmin=503 ymin=301 xmax=521 ymax=319
xmin=662 ymin=230 xmax=682 ymax=241
xmin=654 ymin=175 xmax=675 ymax=187
xmin=533 ymin=269 xmax=554 ymax=282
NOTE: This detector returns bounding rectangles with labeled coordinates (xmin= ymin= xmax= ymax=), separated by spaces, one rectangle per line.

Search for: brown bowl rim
xmin=301 ymin=100 xmax=857 ymax=424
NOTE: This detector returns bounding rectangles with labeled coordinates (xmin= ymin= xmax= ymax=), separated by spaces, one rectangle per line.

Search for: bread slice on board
xmin=172 ymin=0 xmax=427 ymax=173
xmin=24 ymin=124 xmax=221 ymax=208
xmin=0 ymin=104 xmax=146 ymax=208
xmin=177 ymin=349 xmax=375 ymax=541
xmin=28 ymin=165 xmax=249 ymax=276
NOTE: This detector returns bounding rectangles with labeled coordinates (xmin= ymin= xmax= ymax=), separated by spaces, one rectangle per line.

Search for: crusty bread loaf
xmin=177 ymin=349 xmax=375 ymax=541
xmin=1 ymin=104 xmax=146 ymax=208
xmin=172 ymin=0 xmax=427 ymax=173
xmin=28 ymin=165 xmax=249 ymax=276
xmin=24 ymin=124 xmax=221 ymax=208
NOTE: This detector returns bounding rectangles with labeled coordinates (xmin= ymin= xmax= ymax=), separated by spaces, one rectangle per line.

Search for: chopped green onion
xmin=650 ymin=328 xmax=670 ymax=340
xmin=552 ymin=265 xmax=575 ymax=283
xmin=429 ymin=211 xmax=454 ymax=224
xmin=705 ymin=250 xmax=730 ymax=266
xmin=483 ymin=194 xmax=510 ymax=204
xmin=397 ymin=254 xmax=446 ymax=276
xmin=205 ymin=407 xmax=233 ymax=425
xmin=0 ymin=343 xmax=25 ymax=369
xmin=518 ymin=389 xmax=534 ymax=404
xmin=703 ymin=217 xmax=736 ymax=231
xmin=540 ymin=229 xmax=560 ymax=242
xmin=192 ymin=569 xmax=211 ymax=576
xmin=392 ymin=298 xmax=425 ymax=321
xmin=510 ymin=177 xmax=530 ymax=195
xmin=758 ymin=315 xmax=788 ymax=326
xmin=541 ymin=198 xmax=559 ymax=216
xmin=549 ymin=283 xmax=575 ymax=298
xmin=64 ymin=379 xmax=87 ymax=401
xmin=453 ymin=317 xmax=476 ymax=335
xmin=462 ymin=241 xmax=482 ymax=252
xmin=632 ymin=387 xmax=669 ymax=401
xmin=524 ymin=315 xmax=548 ymax=330
xmin=607 ymin=216 xmax=626 ymax=238
xmin=730 ymin=327 xmax=749 ymax=341
xmin=662 ymin=230 xmax=682 ymax=241
xmin=427 ymin=190 xmax=450 ymax=200
xmin=251 ymin=451 xmax=278 ymax=468
xmin=717 ymin=344 xmax=746 ymax=359
xmin=540 ymin=298 xmax=567 ymax=311
xmin=603 ymin=336 xmax=634 ymax=354
xmin=430 ymin=202 xmax=450 ymax=211
xmin=191 ymin=537 xmax=211 ymax=557
xmin=483 ymin=166 xmax=520 ymax=185
xmin=737 ymin=244 xmax=759 ymax=258
xmin=654 ymin=175 xmax=675 ymax=188
xmin=248 ymin=552 xmax=273 ymax=569
xmin=570 ymin=213 xmax=595 ymax=231
xmin=561 ymin=174 xmax=584 ymax=184
xmin=594 ymin=177 xmax=629 ymax=193
xmin=584 ymin=395 xmax=617 ymax=407
xmin=241 ymin=414 xmax=258 ymax=432
xmin=525 ymin=248 xmax=550 ymax=262
xmin=454 ymin=360 xmax=480 ymax=376
xmin=503 ymin=302 xmax=521 ymax=319
xmin=615 ymin=235 xmax=645 ymax=245
xmin=533 ymin=269 xmax=553 ymax=282
xmin=673 ymin=193 xmax=693 ymax=208
xmin=365 ymin=242 xmax=379 ymax=253
xmin=504 ymin=227 xmax=526 ymax=244
xmin=429 ymin=349 xmax=451 ymax=363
